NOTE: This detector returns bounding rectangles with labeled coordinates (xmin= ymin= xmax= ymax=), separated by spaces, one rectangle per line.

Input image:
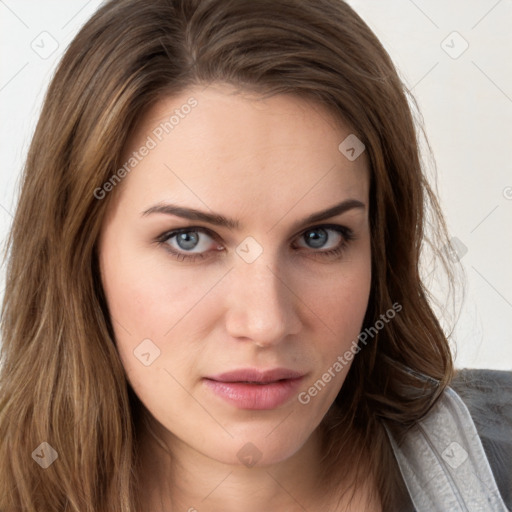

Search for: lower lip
xmin=203 ymin=377 xmax=304 ymax=410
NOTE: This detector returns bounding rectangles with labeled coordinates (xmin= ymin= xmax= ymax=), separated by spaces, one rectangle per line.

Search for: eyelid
xmin=155 ymin=225 xmax=220 ymax=244
xmin=293 ymin=222 xmax=354 ymax=240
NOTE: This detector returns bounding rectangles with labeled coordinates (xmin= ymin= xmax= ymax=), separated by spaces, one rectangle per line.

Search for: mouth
xmin=203 ymin=368 xmax=305 ymax=410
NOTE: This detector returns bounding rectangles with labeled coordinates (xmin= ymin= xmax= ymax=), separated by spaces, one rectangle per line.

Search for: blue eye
xmin=174 ymin=231 xmax=203 ymax=251
xmin=292 ymin=224 xmax=355 ymax=259
xmin=157 ymin=227 xmax=221 ymax=261
xmin=301 ymin=227 xmax=340 ymax=249
xmin=155 ymin=224 xmax=354 ymax=262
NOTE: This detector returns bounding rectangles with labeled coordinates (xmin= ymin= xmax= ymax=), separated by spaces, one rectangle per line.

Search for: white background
xmin=0 ymin=1 xmax=511 ymax=370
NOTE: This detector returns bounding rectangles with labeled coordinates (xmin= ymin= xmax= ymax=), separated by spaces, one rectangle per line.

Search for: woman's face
xmin=98 ymin=83 xmax=371 ymax=468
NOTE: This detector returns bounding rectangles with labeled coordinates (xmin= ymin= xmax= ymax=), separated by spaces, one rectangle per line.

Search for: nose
xmin=224 ymin=252 xmax=302 ymax=347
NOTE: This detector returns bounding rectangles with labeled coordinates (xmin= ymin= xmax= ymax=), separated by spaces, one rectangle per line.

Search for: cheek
xmin=99 ymin=239 xmax=227 ymax=390
xmin=100 ymin=240 xmax=215 ymax=339
xmin=297 ymin=254 xmax=371 ymax=408
xmin=99 ymin=251 xmax=207 ymax=413
xmin=305 ymin=255 xmax=371 ymax=344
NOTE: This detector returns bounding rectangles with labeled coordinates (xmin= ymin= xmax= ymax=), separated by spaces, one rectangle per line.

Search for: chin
xmin=202 ymin=427 xmax=314 ymax=469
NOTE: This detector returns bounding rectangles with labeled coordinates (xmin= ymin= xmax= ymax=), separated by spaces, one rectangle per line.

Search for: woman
xmin=0 ymin=0 xmax=510 ymax=511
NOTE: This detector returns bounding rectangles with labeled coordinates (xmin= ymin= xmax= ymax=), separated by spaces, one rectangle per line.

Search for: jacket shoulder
xmin=450 ymin=368 xmax=512 ymax=508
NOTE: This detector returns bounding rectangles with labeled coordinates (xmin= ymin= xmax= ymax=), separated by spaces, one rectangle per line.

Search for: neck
xmin=135 ymin=412 xmax=382 ymax=512
xmin=138 ymin=421 xmax=331 ymax=511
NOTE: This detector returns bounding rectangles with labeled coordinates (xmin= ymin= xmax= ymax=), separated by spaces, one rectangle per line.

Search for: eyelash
xmin=155 ymin=224 xmax=356 ymax=263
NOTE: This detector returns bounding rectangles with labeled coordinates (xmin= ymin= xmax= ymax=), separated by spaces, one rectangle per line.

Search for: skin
xmin=98 ymin=83 xmax=377 ymax=511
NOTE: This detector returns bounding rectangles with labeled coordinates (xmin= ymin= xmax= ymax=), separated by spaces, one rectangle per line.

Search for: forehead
xmin=114 ymin=83 xmax=369 ymax=218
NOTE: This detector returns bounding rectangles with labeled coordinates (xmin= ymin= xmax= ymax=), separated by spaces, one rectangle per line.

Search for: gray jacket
xmin=386 ymin=369 xmax=512 ymax=511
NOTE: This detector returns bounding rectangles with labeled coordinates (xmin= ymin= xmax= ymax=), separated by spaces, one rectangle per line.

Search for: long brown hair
xmin=0 ymin=0 xmax=456 ymax=510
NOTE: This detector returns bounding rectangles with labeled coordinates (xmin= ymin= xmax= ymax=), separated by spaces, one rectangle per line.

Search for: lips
xmin=207 ymin=368 xmax=304 ymax=383
xmin=203 ymin=368 xmax=305 ymax=410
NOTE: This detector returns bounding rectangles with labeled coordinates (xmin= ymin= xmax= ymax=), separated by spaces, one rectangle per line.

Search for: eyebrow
xmin=141 ymin=198 xmax=365 ymax=231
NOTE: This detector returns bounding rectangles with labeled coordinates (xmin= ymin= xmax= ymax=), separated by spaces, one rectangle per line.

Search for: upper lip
xmin=205 ymin=368 xmax=305 ymax=383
